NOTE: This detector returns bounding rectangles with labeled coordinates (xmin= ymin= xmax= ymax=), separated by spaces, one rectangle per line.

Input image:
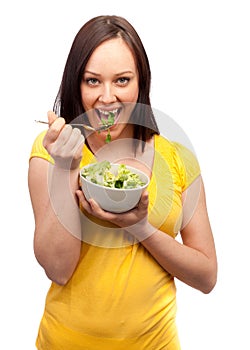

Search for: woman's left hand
xmin=76 ymin=189 xmax=151 ymax=231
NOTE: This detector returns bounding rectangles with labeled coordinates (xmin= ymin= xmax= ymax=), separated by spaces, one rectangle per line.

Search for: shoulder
xmin=29 ymin=130 xmax=54 ymax=163
xmin=155 ymin=134 xmax=200 ymax=191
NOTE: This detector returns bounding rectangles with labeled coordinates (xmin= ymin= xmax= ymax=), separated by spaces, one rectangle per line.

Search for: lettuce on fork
xmin=100 ymin=112 xmax=115 ymax=143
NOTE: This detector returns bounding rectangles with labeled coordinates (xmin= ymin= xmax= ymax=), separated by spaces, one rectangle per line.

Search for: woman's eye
xmin=117 ymin=77 xmax=130 ymax=85
xmin=86 ymin=78 xmax=99 ymax=86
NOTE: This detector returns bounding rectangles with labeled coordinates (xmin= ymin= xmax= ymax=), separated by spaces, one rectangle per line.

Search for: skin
xmin=29 ymin=113 xmax=84 ymax=285
xmin=28 ymin=38 xmax=217 ymax=292
xmin=80 ymin=37 xmax=139 ymax=151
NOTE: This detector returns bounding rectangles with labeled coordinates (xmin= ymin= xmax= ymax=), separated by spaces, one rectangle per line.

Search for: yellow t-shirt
xmin=30 ymin=131 xmax=200 ymax=350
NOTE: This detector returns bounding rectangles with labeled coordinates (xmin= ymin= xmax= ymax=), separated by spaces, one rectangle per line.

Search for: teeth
xmin=98 ymin=108 xmax=118 ymax=116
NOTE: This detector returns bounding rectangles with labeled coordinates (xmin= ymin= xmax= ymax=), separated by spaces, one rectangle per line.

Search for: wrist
xmin=124 ymin=217 xmax=156 ymax=242
xmin=49 ymin=164 xmax=80 ymax=192
xmin=53 ymin=159 xmax=81 ymax=172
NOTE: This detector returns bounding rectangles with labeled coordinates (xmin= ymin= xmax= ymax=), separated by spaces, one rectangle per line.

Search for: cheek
xmin=80 ymin=88 xmax=93 ymax=109
xmin=127 ymin=91 xmax=139 ymax=102
xmin=122 ymin=84 xmax=139 ymax=102
xmin=131 ymin=82 xmax=139 ymax=101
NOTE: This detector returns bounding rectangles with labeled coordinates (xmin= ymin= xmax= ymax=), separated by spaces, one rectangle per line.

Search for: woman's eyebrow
xmin=114 ymin=70 xmax=134 ymax=76
xmin=84 ymin=70 xmax=134 ymax=76
xmin=84 ymin=70 xmax=101 ymax=76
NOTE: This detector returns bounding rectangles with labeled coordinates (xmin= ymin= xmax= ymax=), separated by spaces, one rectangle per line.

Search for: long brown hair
xmin=54 ymin=15 xmax=160 ymax=147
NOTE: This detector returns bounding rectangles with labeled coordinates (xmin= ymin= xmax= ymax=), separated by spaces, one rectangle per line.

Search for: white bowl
xmin=80 ymin=163 xmax=149 ymax=213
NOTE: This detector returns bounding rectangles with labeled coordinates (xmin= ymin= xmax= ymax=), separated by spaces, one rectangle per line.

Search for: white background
xmin=1 ymin=0 xmax=249 ymax=349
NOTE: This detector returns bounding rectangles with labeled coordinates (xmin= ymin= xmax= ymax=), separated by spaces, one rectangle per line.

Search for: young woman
xmin=28 ymin=15 xmax=217 ymax=350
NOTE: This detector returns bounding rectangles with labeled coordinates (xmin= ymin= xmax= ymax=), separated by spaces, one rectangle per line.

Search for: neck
xmin=85 ymin=136 xmax=155 ymax=179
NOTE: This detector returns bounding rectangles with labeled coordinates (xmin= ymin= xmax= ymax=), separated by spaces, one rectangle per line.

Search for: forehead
xmin=85 ymin=38 xmax=137 ymax=70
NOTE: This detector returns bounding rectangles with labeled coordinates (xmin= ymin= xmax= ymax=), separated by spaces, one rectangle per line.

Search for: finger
xmin=76 ymin=189 xmax=100 ymax=213
xmin=73 ymin=135 xmax=85 ymax=160
xmin=138 ymin=191 xmax=149 ymax=209
xmin=43 ymin=117 xmax=66 ymax=148
xmin=76 ymin=190 xmax=88 ymax=206
xmin=65 ymin=127 xmax=84 ymax=151
xmin=88 ymin=198 xmax=103 ymax=213
xmin=76 ymin=190 xmax=117 ymax=222
xmin=88 ymin=198 xmax=117 ymax=221
xmin=46 ymin=118 xmax=70 ymax=148
xmin=47 ymin=110 xmax=58 ymax=125
xmin=54 ymin=124 xmax=73 ymax=147
xmin=76 ymin=190 xmax=94 ymax=213
xmin=43 ymin=118 xmax=65 ymax=150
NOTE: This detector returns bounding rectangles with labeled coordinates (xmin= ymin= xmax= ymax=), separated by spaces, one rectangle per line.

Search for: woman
xmin=28 ymin=15 xmax=217 ymax=350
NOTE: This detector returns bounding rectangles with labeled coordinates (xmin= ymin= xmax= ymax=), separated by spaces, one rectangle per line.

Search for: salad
xmin=100 ymin=112 xmax=115 ymax=143
xmin=81 ymin=160 xmax=146 ymax=189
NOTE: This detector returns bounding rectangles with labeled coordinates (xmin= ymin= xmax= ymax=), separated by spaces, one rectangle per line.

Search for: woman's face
xmin=80 ymin=37 xmax=139 ymax=142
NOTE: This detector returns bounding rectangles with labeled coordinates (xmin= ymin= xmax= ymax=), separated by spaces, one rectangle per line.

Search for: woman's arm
xmin=28 ymin=159 xmax=82 ymax=285
xmin=139 ymin=177 xmax=217 ymax=293
xmin=76 ymin=176 xmax=217 ymax=293
xmin=28 ymin=113 xmax=85 ymax=285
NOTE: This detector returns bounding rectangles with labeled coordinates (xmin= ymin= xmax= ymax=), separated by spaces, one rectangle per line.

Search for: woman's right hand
xmin=43 ymin=111 xmax=85 ymax=170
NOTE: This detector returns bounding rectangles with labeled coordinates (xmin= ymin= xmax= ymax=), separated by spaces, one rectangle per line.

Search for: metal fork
xmin=35 ymin=120 xmax=110 ymax=132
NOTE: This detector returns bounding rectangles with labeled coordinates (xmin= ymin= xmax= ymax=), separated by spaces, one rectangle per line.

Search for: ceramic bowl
xmin=80 ymin=163 xmax=149 ymax=213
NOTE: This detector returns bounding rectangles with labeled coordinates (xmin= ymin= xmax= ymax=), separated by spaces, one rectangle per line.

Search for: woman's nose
xmin=98 ymin=84 xmax=117 ymax=104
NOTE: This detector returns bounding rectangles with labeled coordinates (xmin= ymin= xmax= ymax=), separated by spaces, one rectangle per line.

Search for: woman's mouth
xmin=95 ymin=108 xmax=121 ymax=125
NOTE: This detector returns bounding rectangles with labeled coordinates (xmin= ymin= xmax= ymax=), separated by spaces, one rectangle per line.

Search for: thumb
xmin=138 ymin=191 xmax=149 ymax=209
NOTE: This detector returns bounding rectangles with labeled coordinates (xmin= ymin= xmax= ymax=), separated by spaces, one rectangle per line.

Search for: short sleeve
xmin=29 ymin=130 xmax=54 ymax=164
xmin=173 ymin=142 xmax=200 ymax=191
